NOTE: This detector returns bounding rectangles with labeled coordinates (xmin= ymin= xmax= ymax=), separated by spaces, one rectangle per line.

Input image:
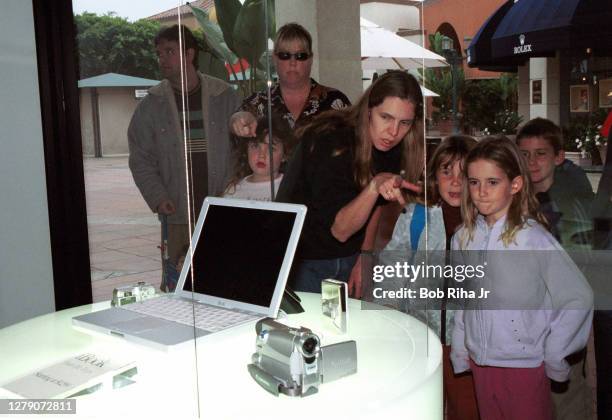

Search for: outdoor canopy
xmin=467 ymin=0 xmax=612 ymax=69
xmin=360 ymin=17 xmax=447 ymax=70
xmin=78 ymin=73 xmax=159 ymax=88
xmin=466 ymin=0 xmax=516 ymax=71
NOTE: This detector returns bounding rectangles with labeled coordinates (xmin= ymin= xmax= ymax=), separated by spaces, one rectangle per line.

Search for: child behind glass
xmin=224 ymin=115 xmax=295 ymax=201
xmin=450 ymin=136 xmax=593 ymax=419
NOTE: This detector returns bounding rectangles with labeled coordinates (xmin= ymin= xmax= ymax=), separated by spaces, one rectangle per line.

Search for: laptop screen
xmin=182 ymin=203 xmax=298 ymax=308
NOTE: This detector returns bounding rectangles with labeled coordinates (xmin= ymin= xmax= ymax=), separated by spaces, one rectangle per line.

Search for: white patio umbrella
xmin=364 ymin=71 xmax=439 ymax=96
xmin=360 ymin=17 xmax=447 ymax=70
xmin=420 ymin=85 xmax=439 ymax=97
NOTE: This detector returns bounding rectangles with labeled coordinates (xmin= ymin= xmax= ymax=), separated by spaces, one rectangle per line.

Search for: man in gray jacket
xmin=128 ymin=25 xmax=240 ymax=291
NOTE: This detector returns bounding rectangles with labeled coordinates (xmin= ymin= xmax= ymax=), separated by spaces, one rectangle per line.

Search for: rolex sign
xmin=514 ymin=34 xmax=532 ymax=55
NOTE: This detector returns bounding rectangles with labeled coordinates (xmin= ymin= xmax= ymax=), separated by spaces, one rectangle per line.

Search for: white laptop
xmin=72 ymin=197 xmax=306 ymax=350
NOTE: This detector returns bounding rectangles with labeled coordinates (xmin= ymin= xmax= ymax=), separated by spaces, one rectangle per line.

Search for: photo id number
xmin=0 ymin=399 xmax=76 ymax=414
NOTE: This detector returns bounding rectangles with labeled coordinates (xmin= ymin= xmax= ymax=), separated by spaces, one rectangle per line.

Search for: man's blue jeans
xmin=290 ymin=254 xmax=358 ymax=293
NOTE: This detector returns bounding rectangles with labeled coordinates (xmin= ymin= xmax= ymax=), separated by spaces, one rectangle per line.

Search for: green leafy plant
xmin=482 ymin=110 xmax=523 ymax=136
xmin=190 ymin=0 xmax=275 ymax=96
xmin=422 ymin=33 xmax=465 ymax=124
xmin=573 ymin=124 xmax=606 ymax=153
xmin=498 ymin=73 xmax=518 ymax=109
xmin=75 ymin=13 xmax=161 ymax=79
xmin=563 ymin=109 xmax=608 ymax=151
xmin=461 ymin=75 xmax=518 ymax=134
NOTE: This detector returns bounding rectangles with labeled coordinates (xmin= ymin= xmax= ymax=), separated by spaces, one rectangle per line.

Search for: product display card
xmin=321 ymin=279 xmax=348 ymax=333
xmin=1 ymin=352 xmax=136 ymax=399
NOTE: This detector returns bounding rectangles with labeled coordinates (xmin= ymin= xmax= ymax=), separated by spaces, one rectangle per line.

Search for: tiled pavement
xmin=84 ymin=157 xmax=162 ymax=302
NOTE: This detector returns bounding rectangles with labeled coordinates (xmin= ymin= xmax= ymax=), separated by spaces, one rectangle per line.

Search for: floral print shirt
xmin=238 ymin=78 xmax=351 ymax=131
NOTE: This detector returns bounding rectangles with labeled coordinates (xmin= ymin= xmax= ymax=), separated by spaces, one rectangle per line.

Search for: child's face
xmin=517 ymin=136 xmax=564 ymax=193
xmin=247 ymin=135 xmax=284 ymax=182
xmin=436 ymin=158 xmax=463 ymax=207
xmin=467 ymin=159 xmax=523 ymax=225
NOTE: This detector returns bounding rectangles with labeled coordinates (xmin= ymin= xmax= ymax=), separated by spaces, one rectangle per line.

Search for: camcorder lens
xmin=302 ymin=336 xmax=318 ymax=356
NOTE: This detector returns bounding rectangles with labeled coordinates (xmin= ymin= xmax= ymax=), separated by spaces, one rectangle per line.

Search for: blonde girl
xmin=450 ymin=136 xmax=593 ymax=419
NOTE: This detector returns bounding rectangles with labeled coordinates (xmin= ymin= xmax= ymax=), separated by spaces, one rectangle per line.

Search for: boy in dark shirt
xmin=516 ymin=117 xmax=594 ymax=419
xmin=516 ymin=117 xmax=594 ymax=248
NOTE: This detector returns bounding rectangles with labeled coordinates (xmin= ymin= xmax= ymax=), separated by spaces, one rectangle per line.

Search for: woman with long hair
xmin=279 ymin=71 xmax=424 ymax=293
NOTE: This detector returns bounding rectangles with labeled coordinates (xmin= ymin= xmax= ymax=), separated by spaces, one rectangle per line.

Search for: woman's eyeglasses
xmin=275 ymin=52 xmax=311 ymax=61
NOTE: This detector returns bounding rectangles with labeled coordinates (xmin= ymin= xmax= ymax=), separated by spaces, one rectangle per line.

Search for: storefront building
xmin=424 ymin=0 xmax=612 ymax=134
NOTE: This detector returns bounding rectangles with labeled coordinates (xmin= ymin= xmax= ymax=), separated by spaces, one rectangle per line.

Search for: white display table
xmin=0 ymin=293 xmax=442 ymax=419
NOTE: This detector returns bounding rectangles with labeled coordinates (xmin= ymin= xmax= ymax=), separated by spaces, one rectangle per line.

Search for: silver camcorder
xmin=248 ymin=318 xmax=357 ymax=397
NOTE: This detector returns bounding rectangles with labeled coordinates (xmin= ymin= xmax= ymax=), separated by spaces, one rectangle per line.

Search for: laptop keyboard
xmin=121 ymin=297 xmax=260 ymax=332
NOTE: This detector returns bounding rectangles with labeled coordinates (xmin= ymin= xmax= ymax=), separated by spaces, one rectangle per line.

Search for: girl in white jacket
xmin=450 ymin=136 xmax=593 ymax=420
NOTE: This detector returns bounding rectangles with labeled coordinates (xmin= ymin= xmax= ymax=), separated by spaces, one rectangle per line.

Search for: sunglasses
xmin=275 ymin=51 xmax=311 ymax=61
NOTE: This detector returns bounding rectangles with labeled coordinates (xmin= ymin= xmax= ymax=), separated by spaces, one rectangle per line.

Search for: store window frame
xmin=33 ymin=0 xmax=92 ymax=309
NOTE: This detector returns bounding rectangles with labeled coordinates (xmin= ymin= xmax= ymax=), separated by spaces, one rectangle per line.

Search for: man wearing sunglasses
xmin=230 ymin=23 xmax=350 ymax=138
